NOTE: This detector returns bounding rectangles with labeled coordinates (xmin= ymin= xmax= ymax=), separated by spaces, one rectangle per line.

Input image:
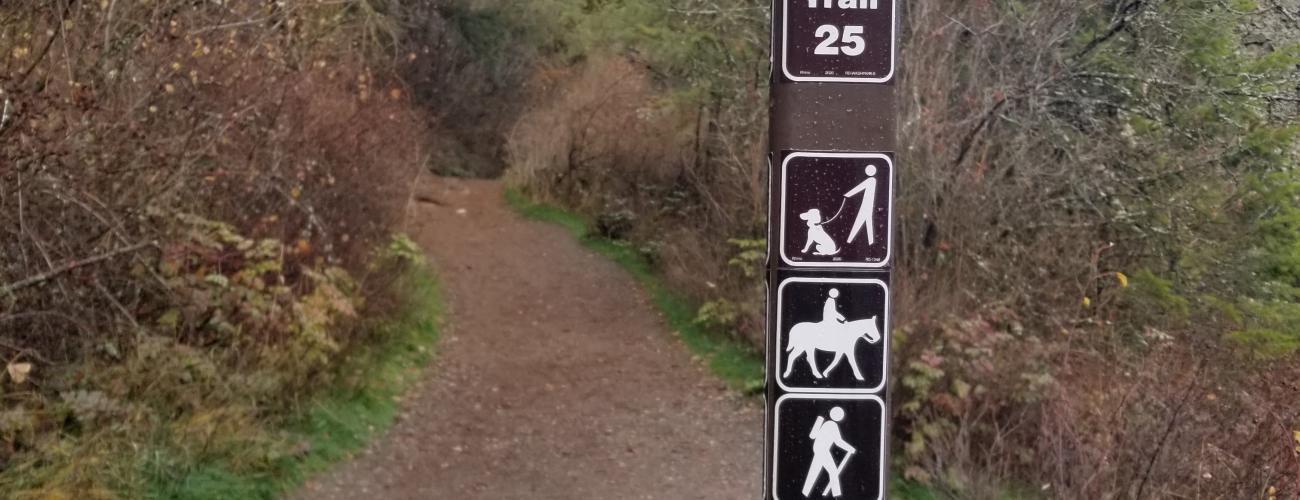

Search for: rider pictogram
xmin=776 ymin=277 xmax=889 ymax=393
xmin=784 ymin=288 xmax=880 ymax=381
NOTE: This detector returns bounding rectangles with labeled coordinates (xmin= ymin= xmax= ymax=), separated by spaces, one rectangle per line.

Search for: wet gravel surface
xmin=292 ymin=178 xmax=762 ymax=500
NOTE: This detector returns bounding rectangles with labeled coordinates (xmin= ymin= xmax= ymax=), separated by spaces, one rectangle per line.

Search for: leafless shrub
xmin=0 ymin=0 xmax=426 ymax=358
xmin=891 ymin=0 xmax=1300 ymax=496
xmin=506 ymin=53 xmax=769 ymax=330
xmin=506 ymin=0 xmax=1300 ymax=497
xmin=507 ymin=57 xmax=689 ymax=217
xmin=0 ymin=1 xmax=436 ymax=490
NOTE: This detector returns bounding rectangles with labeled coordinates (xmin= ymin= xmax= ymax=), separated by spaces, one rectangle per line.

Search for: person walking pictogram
xmin=843 ymin=165 xmax=879 ymax=246
xmin=802 ymin=407 xmax=857 ymax=497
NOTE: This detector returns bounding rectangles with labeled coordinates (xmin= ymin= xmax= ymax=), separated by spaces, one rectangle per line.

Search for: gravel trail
xmin=294 ymin=178 xmax=762 ymax=500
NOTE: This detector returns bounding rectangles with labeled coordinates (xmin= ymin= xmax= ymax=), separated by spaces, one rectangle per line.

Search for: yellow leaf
xmin=158 ymin=309 xmax=181 ymax=328
xmin=7 ymin=362 xmax=33 ymax=384
xmin=952 ymin=379 xmax=971 ymax=399
xmin=1082 ymin=297 xmax=1092 ymax=307
xmin=1116 ymin=272 xmax=1129 ymax=288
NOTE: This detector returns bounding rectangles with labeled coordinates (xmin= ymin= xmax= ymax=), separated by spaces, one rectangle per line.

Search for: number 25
xmin=814 ymin=25 xmax=865 ymax=56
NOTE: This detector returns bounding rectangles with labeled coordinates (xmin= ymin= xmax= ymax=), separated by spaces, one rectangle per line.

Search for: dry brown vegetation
xmin=891 ymin=2 xmax=1300 ymax=497
xmin=505 ymin=56 xmax=769 ymax=342
xmin=2 ymin=0 xmax=1298 ymax=497
xmin=501 ymin=0 xmax=1300 ymax=498
xmin=0 ymin=1 xmax=449 ymax=496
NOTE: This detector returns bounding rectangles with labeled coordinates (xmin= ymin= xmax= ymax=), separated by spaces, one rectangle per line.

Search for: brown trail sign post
xmin=765 ymin=1 xmax=896 ymax=499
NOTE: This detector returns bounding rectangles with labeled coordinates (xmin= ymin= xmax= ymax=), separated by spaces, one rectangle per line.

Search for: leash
xmin=817 ymin=198 xmax=849 ymax=227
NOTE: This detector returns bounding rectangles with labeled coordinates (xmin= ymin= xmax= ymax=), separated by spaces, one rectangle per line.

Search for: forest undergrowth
xmin=4 ymin=0 xmax=1300 ymax=498
xmin=486 ymin=0 xmax=1300 ymax=498
xmin=0 ymin=1 xmax=459 ymax=497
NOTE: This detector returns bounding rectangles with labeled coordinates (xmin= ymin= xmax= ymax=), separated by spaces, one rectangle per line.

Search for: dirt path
xmin=294 ymin=178 xmax=762 ymax=499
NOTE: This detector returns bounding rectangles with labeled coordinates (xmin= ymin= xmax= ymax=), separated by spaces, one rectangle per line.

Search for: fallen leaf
xmin=8 ymin=362 xmax=33 ymax=384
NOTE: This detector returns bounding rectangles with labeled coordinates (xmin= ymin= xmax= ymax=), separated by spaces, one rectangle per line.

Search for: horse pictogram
xmin=783 ymin=289 xmax=882 ymax=381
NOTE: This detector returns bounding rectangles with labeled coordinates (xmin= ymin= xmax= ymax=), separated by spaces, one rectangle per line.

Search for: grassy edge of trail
xmin=503 ymin=188 xmax=766 ymax=395
xmin=504 ymin=187 xmax=949 ymax=500
xmin=143 ymin=267 xmax=444 ymax=499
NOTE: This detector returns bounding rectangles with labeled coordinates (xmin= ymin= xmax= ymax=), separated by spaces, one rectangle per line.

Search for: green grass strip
xmin=504 ymin=188 xmax=765 ymax=394
xmin=504 ymin=188 xmax=955 ymax=500
xmin=143 ymin=268 xmax=444 ymax=499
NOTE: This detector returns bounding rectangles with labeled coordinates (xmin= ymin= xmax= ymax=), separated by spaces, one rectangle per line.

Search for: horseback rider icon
xmin=784 ymin=289 xmax=882 ymax=380
xmin=802 ymin=406 xmax=857 ymax=497
xmin=823 ymin=289 xmax=845 ymax=324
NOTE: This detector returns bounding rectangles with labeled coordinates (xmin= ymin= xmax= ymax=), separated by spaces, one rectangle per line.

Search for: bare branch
xmin=0 ymin=85 xmax=11 ymax=132
xmin=1069 ymin=0 xmax=1155 ymax=62
xmin=0 ymin=242 xmax=156 ymax=296
xmin=1075 ymin=71 xmax=1300 ymax=103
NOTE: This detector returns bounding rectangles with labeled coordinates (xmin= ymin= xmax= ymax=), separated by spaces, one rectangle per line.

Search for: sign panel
xmin=768 ymin=1 xmax=898 ymax=497
xmin=779 ymin=152 xmax=893 ymax=268
xmin=781 ymin=0 xmax=896 ymax=83
xmin=772 ymin=394 xmax=886 ymax=500
xmin=776 ymin=276 xmax=889 ymax=393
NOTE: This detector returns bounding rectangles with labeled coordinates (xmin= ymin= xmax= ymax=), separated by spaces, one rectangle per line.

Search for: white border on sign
xmin=776 ymin=277 xmax=889 ymax=394
xmin=781 ymin=0 xmax=897 ymax=83
xmin=779 ymin=152 xmax=894 ymax=269
xmin=772 ymin=393 xmax=887 ymax=500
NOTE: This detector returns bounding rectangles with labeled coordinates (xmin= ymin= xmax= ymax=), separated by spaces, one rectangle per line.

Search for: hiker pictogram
xmin=772 ymin=394 xmax=886 ymax=500
xmin=802 ymin=406 xmax=856 ymax=497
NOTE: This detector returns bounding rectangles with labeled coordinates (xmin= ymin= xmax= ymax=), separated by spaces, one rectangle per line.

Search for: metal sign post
xmin=765 ymin=1 xmax=897 ymax=499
